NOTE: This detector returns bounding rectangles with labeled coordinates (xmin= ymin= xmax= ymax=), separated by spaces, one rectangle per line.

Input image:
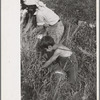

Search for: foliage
xmin=21 ymin=0 xmax=96 ymax=100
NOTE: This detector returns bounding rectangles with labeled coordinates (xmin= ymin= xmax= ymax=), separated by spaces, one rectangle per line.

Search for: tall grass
xmin=21 ymin=0 xmax=96 ymax=100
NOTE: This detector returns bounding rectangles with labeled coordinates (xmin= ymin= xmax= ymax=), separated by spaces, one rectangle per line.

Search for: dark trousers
xmin=53 ymin=53 xmax=78 ymax=83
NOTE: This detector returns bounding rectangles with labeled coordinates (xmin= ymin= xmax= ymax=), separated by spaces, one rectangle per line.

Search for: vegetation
xmin=21 ymin=0 xmax=96 ymax=100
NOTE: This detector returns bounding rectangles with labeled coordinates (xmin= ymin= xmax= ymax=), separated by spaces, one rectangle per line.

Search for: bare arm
xmin=42 ymin=50 xmax=60 ymax=69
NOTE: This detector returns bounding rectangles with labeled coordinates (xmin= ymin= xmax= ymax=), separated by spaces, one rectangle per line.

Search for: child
xmin=39 ymin=36 xmax=78 ymax=83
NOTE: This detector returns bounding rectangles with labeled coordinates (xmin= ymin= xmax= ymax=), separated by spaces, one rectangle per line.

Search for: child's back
xmin=55 ymin=45 xmax=72 ymax=58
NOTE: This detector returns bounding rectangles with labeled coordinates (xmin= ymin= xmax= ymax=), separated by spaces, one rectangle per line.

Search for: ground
xmin=21 ymin=0 xmax=96 ymax=100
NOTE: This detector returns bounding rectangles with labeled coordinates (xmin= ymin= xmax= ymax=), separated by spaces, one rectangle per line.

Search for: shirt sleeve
xmin=36 ymin=12 xmax=45 ymax=26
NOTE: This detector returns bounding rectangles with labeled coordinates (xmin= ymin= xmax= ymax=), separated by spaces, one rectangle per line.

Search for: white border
xmin=1 ymin=0 xmax=20 ymax=100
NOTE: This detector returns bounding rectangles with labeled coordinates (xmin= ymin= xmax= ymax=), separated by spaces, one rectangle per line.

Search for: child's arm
xmin=42 ymin=50 xmax=60 ymax=69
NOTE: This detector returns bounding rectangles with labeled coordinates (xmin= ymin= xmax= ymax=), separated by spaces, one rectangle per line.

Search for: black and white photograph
xmin=20 ymin=0 xmax=97 ymax=100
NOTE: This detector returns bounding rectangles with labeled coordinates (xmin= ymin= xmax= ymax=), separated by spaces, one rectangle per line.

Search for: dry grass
xmin=21 ymin=0 xmax=96 ymax=100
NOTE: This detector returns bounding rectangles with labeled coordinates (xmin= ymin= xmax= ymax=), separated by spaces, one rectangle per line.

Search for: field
xmin=21 ymin=0 xmax=96 ymax=100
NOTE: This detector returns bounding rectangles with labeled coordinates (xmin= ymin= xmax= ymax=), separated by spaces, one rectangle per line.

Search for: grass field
xmin=21 ymin=0 xmax=96 ymax=100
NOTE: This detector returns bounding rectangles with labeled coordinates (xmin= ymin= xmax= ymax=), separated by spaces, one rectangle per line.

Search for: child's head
xmin=39 ymin=36 xmax=55 ymax=52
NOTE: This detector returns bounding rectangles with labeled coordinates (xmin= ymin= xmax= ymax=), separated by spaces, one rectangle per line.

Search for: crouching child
xmin=39 ymin=36 xmax=78 ymax=83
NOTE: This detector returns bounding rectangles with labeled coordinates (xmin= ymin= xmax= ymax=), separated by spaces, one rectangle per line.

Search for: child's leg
xmin=67 ymin=67 xmax=77 ymax=83
xmin=67 ymin=53 xmax=78 ymax=83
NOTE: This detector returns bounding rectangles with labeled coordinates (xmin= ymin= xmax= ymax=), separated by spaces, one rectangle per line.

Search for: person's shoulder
xmin=54 ymin=48 xmax=62 ymax=56
xmin=55 ymin=48 xmax=63 ymax=55
xmin=59 ymin=45 xmax=71 ymax=51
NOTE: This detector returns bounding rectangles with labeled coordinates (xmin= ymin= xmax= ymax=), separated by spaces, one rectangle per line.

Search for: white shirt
xmin=35 ymin=7 xmax=60 ymax=26
xmin=24 ymin=0 xmax=39 ymax=5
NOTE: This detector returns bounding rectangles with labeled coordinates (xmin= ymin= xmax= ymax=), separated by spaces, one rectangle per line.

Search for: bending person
xmin=24 ymin=1 xmax=64 ymax=44
xmin=39 ymin=36 xmax=78 ymax=83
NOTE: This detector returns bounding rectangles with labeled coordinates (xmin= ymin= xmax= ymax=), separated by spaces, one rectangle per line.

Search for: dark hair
xmin=36 ymin=36 xmax=55 ymax=59
xmin=36 ymin=36 xmax=55 ymax=53
xmin=40 ymin=36 xmax=55 ymax=49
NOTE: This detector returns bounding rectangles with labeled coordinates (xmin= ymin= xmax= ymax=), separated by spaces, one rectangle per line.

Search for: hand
xmin=39 ymin=67 xmax=45 ymax=72
xmin=37 ymin=34 xmax=44 ymax=39
xmin=39 ymin=67 xmax=49 ymax=77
